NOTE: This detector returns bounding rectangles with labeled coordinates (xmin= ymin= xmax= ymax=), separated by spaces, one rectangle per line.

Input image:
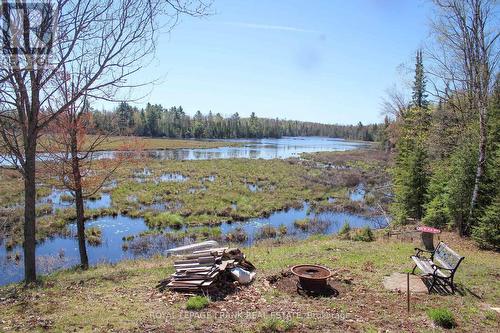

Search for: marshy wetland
xmin=0 ymin=137 xmax=390 ymax=285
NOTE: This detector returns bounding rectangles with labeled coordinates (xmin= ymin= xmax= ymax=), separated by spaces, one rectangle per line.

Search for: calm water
xmin=0 ymin=136 xmax=376 ymax=285
xmin=0 ymin=137 xmax=367 ymax=166
xmin=133 ymin=137 xmax=368 ymax=160
xmin=0 ymin=203 xmax=387 ymax=286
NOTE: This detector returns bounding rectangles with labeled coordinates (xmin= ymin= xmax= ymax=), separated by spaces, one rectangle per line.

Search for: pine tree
xmin=472 ymin=74 xmax=500 ymax=248
xmin=411 ymin=50 xmax=429 ymax=109
xmin=391 ymin=108 xmax=430 ymax=222
xmin=391 ymin=51 xmax=431 ymax=223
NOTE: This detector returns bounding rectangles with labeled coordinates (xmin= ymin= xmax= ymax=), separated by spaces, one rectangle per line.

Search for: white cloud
xmin=221 ymin=21 xmax=320 ymax=34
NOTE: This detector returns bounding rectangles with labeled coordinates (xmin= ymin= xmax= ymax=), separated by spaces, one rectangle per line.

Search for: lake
xmin=0 ymin=137 xmax=368 ymax=166
xmin=0 ymin=136 xmax=379 ymax=285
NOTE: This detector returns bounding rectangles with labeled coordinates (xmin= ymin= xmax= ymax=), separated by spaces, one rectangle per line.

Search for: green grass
xmin=259 ymin=317 xmax=296 ymax=332
xmin=427 ymin=307 xmax=457 ymax=329
xmin=144 ymin=212 xmax=184 ymax=229
xmin=0 ymin=234 xmax=498 ymax=332
xmin=186 ymin=296 xmax=210 ymax=311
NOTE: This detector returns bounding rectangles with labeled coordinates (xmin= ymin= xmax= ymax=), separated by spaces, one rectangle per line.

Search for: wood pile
xmin=164 ymin=247 xmax=255 ymax=292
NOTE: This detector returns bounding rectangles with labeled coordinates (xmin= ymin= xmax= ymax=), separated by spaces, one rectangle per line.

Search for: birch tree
xmin=426 ymin=0 xmax=499 ymax=235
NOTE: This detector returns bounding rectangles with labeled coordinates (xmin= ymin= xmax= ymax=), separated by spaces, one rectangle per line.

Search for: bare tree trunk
xmin=467 ymin=102 xmax=488 ymax=234
xmin=70 ymin=133 xmax=89 ymax=269
xmin=23 ymin=138 xmax=37 ymax=283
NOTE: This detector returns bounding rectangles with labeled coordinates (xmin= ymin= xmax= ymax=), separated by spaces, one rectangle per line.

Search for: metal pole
xmin=407 ymin=272 xmax=410 ymax=314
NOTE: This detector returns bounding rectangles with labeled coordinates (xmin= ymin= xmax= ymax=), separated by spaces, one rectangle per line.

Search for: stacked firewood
xmin=164 ymin=247 xmax=255 ymax=292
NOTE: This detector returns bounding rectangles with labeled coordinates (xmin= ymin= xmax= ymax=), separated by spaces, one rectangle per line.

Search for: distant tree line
xmin=90 ymin=103 xmax=382 ymax=141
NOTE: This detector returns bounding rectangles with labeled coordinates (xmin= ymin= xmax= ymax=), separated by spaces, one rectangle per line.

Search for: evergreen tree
xmin=411 ymin=50 xmax=429 ymax=109
xmin=91 ymin=103 xmax=382 ymax=141
xmin=391 ymin=52 xmax=431 ymax=223
xmin=472 ymin=74 xmax=500 ymax=248
xmin=391 ymin=109 xmax=430 ymax=222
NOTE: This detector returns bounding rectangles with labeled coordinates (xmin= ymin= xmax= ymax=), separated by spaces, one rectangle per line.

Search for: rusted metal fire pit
xmin=291 ymin=264 xmax=332 ymax=294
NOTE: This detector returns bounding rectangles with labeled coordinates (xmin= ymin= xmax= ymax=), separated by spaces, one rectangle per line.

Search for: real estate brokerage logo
xmin=1 ymin=1 xmax=56 ymax=56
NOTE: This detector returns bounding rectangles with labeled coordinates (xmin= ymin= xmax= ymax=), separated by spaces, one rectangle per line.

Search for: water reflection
xmin=0 ymin=202 xmax=387 ymax=286
xmin=1 ymin=137 xmax=367 ymax=166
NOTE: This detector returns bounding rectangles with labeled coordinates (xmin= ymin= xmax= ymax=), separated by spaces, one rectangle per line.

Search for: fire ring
xmin=291 ymin=264 xmax=332 ymax=293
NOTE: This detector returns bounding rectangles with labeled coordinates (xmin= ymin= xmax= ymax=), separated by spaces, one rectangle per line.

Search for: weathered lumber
xmin=173 ymin=262 xmax=215 ymax=269
xmin=164 ymin=247 xmax=255 ymax=293
xmin=174 ymin=257 xmax=216 ymax=265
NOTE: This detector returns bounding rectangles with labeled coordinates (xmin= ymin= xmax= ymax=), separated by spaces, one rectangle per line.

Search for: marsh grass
xmin=144 ymin=212 xmax=184 ymax=229
xmin=85 ymin=227 xmax=102 ymax=246
xmin=293 ymin=218 xmax=309 ymax=231
xmin=278 ymin=224 xmax=288 ymax=236
xmin=257 ymin=225 xmax=277 ymax=239
xmin=1 ymin=149 xmax=389 ymax=248
xmin=35 ymin=204 xmax=52 ymax=217
xmin=59 ymin=193 xmax=74 ymax=202
xmin=109 ymin=158 xmax=338 ymax=227
xmin=0 ymin=169 xmax=24 ymax=207
xmin=225 ymin=227 xmax=248 ymax=243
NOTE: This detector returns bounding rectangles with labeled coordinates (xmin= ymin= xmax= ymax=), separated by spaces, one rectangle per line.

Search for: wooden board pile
xmin=164 ymin=247 xmax=255 ymax=292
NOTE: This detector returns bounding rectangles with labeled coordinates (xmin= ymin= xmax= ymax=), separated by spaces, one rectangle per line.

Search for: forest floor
xmin=0 ymin=232 xmax=498 ymax=332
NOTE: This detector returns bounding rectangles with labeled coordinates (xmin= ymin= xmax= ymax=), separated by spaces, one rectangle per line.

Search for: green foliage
xmin=411 ymin=50 xmax=429 ymax=109
xmin=338 ymin=222 xmax=351 ymax=239
xmin=144 ymin=212 xmax=183 ymax=229
xmin=427 ymin=307 xmax=457 ymax=329
xmin=391 ymin=106 xmax=431 ymax=224
xmin=423 ymin=165 xmax=451 ymax=228
xmin=391 ymin=52 xmax=432 ymax=224
xmin=352 ymin=227 xmax=374 ymax=242
xmin=447 ymin=141 xmax=478 ymax=235
xmin=391 ymin=143 xmax=429 ymax=223
xmin=185 ymin=296 xmax=209 ymax=311
xmin=473 ymin=98 xmax=500 ymax=248
xmin=92 ymin=104 xmax=381 ymax=141
xmin=473 ymin=194 xmax=500 ymax=250
xmin=259 ymin=317 xmax=295 ymax=333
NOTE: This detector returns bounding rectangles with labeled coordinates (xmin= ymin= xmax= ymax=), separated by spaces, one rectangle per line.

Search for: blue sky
xmin=126 ymin=0 xmax=431 ymax=124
